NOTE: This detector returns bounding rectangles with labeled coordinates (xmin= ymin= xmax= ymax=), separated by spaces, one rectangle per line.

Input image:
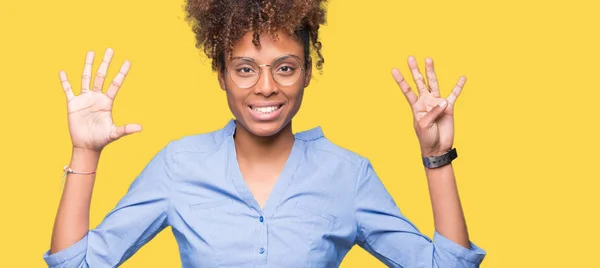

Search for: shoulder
xmin=167 ymin=130 xmax=228 ymax=155
xmin=164 ymin=120 xmax=235 ymax=157
xmin=296 ymin=126 xmax=367 ymax=170
xmin=156 ymin=122 xmax=234 ymax=181
xmin=308 ymin=138 xmax=366 ymax=168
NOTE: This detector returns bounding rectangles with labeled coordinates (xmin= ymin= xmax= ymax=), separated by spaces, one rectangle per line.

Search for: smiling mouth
xmin=249 ymin=104 xmax=283 ymax=114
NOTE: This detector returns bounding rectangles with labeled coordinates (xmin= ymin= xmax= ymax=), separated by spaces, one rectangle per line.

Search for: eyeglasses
xmin=226 ymin=55 xmax=305 ymax=89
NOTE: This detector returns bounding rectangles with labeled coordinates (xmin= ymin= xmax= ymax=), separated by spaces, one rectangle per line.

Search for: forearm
xmin=50 ymin=147 xmax=100 ymax=254
xmin=425 ymin=163 xmax=470 ymax=249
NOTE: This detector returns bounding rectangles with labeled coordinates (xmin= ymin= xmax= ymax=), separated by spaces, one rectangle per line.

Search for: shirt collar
xmin=223 ymin=119 xmax=237 ymax=137
xmin=222 ymin=119 xmax=324 ymax=141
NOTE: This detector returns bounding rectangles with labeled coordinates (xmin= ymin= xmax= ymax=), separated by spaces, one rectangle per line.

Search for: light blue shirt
xmin=44 ymin=120 xmax=486 ymax=267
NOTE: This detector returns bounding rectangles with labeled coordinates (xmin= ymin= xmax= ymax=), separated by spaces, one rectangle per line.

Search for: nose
xmin=254 ymin=66 xmax=278 ymax=96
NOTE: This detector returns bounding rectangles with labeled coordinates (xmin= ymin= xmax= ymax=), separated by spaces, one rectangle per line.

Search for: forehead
xmin=230 ymin=31 xmax=304 ymax=63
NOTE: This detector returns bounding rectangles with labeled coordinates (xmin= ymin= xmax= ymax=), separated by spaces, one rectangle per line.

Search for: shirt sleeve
xmin=354 ymin=159 xmax=486 ymax=268
xmin=42 ymin=144 xmax=173 ymax=268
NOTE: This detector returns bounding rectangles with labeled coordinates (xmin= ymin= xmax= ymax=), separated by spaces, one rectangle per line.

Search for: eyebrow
xmin=229 ymin=54 xmax=302 ymax=63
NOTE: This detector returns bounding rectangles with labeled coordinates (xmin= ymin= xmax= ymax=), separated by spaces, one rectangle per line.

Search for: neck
xmin=233 ymin=121 xmax=295 ymax=164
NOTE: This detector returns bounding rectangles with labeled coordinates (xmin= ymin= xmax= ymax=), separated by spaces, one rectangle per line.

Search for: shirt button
xmin=259 ymin=216 xmax=264 ymax=222
xmin=259 ymin=247 xmax=265 ymax=254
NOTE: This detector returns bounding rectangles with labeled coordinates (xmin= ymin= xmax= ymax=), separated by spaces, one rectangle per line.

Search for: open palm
xmin=60 ymin=48 xmax=141 ymax=152
xmin=392 ymin=57 xmax=466 ymax=157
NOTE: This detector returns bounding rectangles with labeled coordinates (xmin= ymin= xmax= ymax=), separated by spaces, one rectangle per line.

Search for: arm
xmin=391 ymin=56 xmax=478 ymax=249
xmin=425 ymin=163 xmax=470 ymax=249
xmin=50 ymin=148 xmax=100 ymax=254
xmin=355 ymin=159 xmax=485 ymax=268
xmin=45 ymin=145 xmax=172 ymax=267
xmin=45 ymin=48 xmax=169 ymax=267
xmin=354 ymin=57 xmax=485 ymax=267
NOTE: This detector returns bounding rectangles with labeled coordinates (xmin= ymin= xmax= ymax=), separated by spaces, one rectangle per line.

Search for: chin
xmin=243 ymin=120 xmax=288 ymax=137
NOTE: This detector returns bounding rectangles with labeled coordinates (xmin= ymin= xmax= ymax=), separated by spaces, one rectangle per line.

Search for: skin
xmin=50 ymin=30 xmax=471 ymax=255
xmin=217 ymin=31 xmax=311 ymax=208
xmin=392 ymin=57 xmax=471 ymax=248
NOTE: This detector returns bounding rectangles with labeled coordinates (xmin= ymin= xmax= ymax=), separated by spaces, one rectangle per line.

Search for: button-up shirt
xmin=43 ymin=120 xmax=486 ymax=267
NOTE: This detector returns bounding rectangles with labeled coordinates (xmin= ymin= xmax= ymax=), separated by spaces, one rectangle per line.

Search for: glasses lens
xmin=228 ymin=56 xmax=303 ymax=88
xmin=229 ymin=59 xmax=259 ymax=88
xmin=272 ymin=56 xmax=302 ymax=86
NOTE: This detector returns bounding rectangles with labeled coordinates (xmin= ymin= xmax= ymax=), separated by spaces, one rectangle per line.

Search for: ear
xmin=303 ymin=59 xmax=313 ymax=88
xmin=218 ymin=69 xmax=227 ymax=91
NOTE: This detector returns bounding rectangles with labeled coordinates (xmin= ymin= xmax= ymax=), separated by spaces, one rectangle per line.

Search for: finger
xmin=81 ymin=51 xmax=95 ymax=92
xmin=392 ymin=68 xmax=418 ymax=106
xmin=110 ymin=124 xmax=143 ymax=140
xmin=59 ymin=71 xmax=75 ymax=102
xmin=418 ymin=100 xmax=448 ymax=129
xmin=407 ymin=56 xmax=429 ymax=95
xmin=446 ymin=76 xmax=466 ymax=107
xmin=425 ymin=58 xmax=441 ymax=98
xmin=106 ymin=60 xmax=131 ymax=100
xmin=92 ymin=48 xmax=114 ymax=92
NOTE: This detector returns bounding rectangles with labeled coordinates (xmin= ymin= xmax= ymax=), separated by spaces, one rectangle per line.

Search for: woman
xmin=44 ymin=0 xmax=486 ymax=267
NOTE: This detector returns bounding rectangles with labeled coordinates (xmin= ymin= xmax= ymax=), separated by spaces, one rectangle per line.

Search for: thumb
xmin=111 ymin=124 xmax=143 ymax=140
xmin=418 ymin=100 xmax=448 ymax=129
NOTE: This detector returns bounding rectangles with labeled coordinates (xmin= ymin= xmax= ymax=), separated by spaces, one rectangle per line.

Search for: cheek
xmin=294 ymin=89 xmax=304 ymax=107
xmin=225 ymin=89 xmax=245 ymax=116
xmin=285 ymin=87 xmax=305 ymax=116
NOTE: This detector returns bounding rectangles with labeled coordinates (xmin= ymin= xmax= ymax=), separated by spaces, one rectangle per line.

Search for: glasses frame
xmin=226 ymin=55 xmax=305 ymax=89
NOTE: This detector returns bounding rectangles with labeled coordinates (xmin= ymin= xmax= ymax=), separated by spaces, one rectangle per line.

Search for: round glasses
xmin=227 ymin=55 xmax=305 ymax=89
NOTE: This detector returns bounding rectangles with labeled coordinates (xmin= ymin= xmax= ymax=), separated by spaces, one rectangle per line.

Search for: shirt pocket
xmin=291 ymin=201 xmax=338 ymax=264
xmin=188 ymin=198 xmax=232 ymax=233
xmin=295 ymin=202 xmax=337 ymax=224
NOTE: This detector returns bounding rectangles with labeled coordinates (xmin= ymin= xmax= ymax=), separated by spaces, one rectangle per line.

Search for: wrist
xmin=421 ymin=148 xmax=452 ymax=157
xmin=70 ymin=147 xmax=101 ymax=170
xmin=425 ymin=161 xmax=453 ymax=171
xmin=422 ymin=148 xmax=457 ymax=169
xmin=72 ymin=146 xmax=102 ymax=156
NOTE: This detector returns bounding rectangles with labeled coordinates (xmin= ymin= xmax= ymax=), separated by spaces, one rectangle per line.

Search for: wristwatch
xmin=422 ymin=148 xmax=457 ymax=169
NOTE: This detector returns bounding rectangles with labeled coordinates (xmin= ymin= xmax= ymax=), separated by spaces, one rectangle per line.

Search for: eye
xmin=237 ymin=67 xmax=254 ymax=74
xmin=277 ymin=65 xmax=295 ymax=73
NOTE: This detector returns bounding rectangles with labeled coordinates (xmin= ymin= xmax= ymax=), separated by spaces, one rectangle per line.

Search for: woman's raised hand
xmin=60 ymin=48 xmax=141 ymax=152
xmin=392 ymin=57 xmax=466 ymax=157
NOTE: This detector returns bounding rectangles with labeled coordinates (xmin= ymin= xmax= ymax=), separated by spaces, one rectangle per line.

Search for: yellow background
xmin=0 ymin=0 xmax=598 ymax=267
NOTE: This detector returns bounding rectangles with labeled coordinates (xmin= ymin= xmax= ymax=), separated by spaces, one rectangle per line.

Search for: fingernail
xmin=439 ymin=101 xmax=447 ymax=107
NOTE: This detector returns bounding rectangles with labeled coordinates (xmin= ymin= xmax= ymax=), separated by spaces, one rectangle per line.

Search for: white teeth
xmin=252 ymin=105 xmax=280 ymax=114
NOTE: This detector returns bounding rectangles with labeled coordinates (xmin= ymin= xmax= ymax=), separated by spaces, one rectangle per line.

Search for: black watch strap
xmin=422 ymin=148 xmax=457 ymax=169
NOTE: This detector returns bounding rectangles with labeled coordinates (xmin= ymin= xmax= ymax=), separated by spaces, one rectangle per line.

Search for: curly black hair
xmin=184 ymin=0 xmax=328 ymax=72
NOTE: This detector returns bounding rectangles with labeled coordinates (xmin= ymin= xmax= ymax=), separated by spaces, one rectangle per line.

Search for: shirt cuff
xmin=43 ymin=233 xmax=88 ymax=267
xmin=433 ymin=231 xmax=486 ymax=264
